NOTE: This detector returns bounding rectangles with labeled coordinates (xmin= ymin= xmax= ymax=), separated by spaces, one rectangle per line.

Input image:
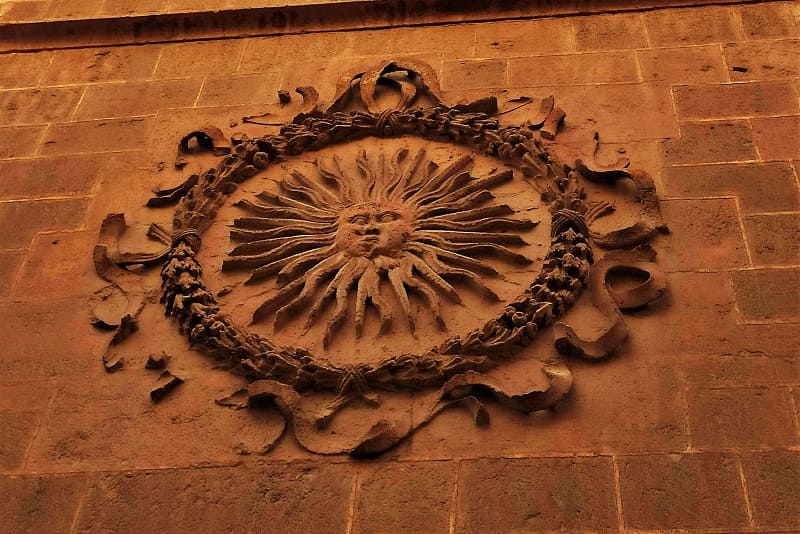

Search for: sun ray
xmin=387 ymin=266 xmax=414 ymax=333
xmin=414 ymin=230 xmax=527 ymax=245
xmin=229 ymin=234 xmax=334 ymax=256
xmin=418 ymin=216 xmax=538 ymax=232
xmin=227 ymin=146 xmax=539 ymax=346
xmin=414 ymin=248 xmax=500 ymax=301
xmin=354 ymin=262 xmax=392 ymax=338
xmin=251 ymin=252 xmax=348 ymax=324
xmin=246 ymin=245 xmax=335 ymax=285
xmin=254 ymin=191 xmax=337 ymax=218
xmin=427 ymin=204 xmax=514 ymax=222
xmin=233 ymin=217 xmax=335 ymax=232
xmin=223 ymin=236 xmax=333 ymax=270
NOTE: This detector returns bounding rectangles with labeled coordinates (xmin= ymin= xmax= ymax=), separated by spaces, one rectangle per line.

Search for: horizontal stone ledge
xmin=0 ymin=0 xmax=764 ymax=52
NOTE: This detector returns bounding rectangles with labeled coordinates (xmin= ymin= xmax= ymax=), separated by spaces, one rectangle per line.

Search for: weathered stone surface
xmin=196 ymin=73 xmax=283 ymax=107
xmin=75 ymin=464 xmax=355 ymax=533
xmin=474 ymin=18 xmax=575 ymax=57
xmin=0 ymin=52 xmax=51 ymax=89
xmin=0 ymin=87 xmax=84 ymax=125
xmin=0 ymin=251 xmax=24 ymax=298
xmin=751 ymin=115 xmax=800 ymax=160
xmin=687 ymin=387 xmax=797 ymax=449
xmin=442 ymin=60 xmax=506 ymax=90
xmin=744 ymin=213 xmax=800 ymax=266
xmin=662 ymin=121 xmax=757 ymax=165
xmin=661 ymin=162 xmax=800 ymax=214
xmin=509 ymin=51 xmax=639 ymax=86
xmin=353 ymin=461 xmax=455 ymax=534
xmin=618 ymin=453 xmax=749 ymax=530
xmin=12 ymin=231 xmax=106 ymax=299
xmin=733 ymin=268 xmax=800 ymax=322
xmin=0 ymin=155 xmax=102 ymax=200
xmin=74 ymin=80 xmax=203 ymax=120
xmin=40 ymin=117 xmax=154 ymax=156
xmin=657 ymin=198 xmax=748 ymax=271
xmin=0 ymin=413 xmax=38 ymax=471
xmin=0 ymin=198 xmax=87 ymax=249
xmin=741 ymin=450 xmax=800 ymax=528
xmin=457 ymin=457 xmax=618 ymax=533
xmin=739 ymin=3 xmax=798 ymax=39
xmin=637 ymin=45 xmax=728 ymax=83
xmin=154 ymin=40 xmax=245 ymax=78
xmin=644 ymin=6 xmax=739 ymax=45
xmin=673 ymin=81 xmax=799 ymax=120
xmin=0 ymin=125 xmax=45 ymax=158
xmin=41 ymin=46 xmax=161 ymax=85
xmin=0 ymin=475 xmax=87 ymax=532
xmin=726 ymin=40 xmax=800 ymax=80
xmin=574 ymin=12 xmax=647 ymax=50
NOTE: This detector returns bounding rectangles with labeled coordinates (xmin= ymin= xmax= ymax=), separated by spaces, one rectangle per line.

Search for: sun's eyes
xmin=378 ymin=212 xmax=399 ymax=223
xmin=349 ymin=215 xmax=368 ymax=225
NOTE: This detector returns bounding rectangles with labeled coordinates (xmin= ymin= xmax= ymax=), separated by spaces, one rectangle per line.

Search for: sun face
xmin=222 ymin=147 xmax=538 ymax=348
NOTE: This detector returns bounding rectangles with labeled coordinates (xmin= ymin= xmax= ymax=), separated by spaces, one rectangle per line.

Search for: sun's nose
xmin=365 ymin=225 xmax=380 ymax=235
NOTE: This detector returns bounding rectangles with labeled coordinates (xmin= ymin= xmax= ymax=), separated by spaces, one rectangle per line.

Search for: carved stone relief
xmin=92 ymin=60 xmax=668 ymax=456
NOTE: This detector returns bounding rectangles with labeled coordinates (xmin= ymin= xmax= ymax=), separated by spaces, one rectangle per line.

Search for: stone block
xmin=196 ymin=72 xmax=284 ymax=107
xmin=0 ymin=413 xmax=38 ymax=470
xmin=42 ymin=46 xmax=161 ymax=85
xmin=739 ymin=3 xmax=798 ymax=39
xmin=657 ymin=198 xmax=749 ymax=271
xmin=40 ymin=117 xmax=154 ymax=156
xmin=456 ymin=457 xmax=617 ymax=533
xmin=442 ymin=60 xmax=507 ymax=91
xmin=353 ymin=461 xmax=455 ymax=534
xmin=0 ymin=52 xmax=50 ymax=89
xmin=637 ymin=45 xmax=728 ymax=83
xmin=0 ymin=381 xmax=51 ymax=413
xmin=0 ymin=252 xmax=24 ymax=298
xmin=0 ymin=1 xmax=49 ymax=22
xmin=74 ymin=80 xmax=203 ymax=120
xmin=741 ymin=450 xmax=800 ymax=528
xmin=679 ymin=354 xmax=786 ymax=388
xmin=474 ymin=18 xmax=575 ymax=57
xmin=44 ymin=0 xmax=100 ymax=19
xmin=353 ymin=24 xmax=474 ymax=59
xmin=0 ymin=155 xmax=102 ymax=200
xmin=74 ymin=463 xmax=355 ymax=533
xmin=410 ymin=352 xmax=687 ymax=458
xmin=673 ymin=81 xmax=799 ymax=120
xmin=726 ymin=40 xmax=800 ymax=81
xmin=744 ymin=213 xmax=800 ymax=266
xmin=0 ymin=87 xmax=83 ymax=125
xmin=154 ymin=40 xmax=245 ymax=78
xmin=733 ymin=268 xmax=800 ymax=322
xmin=239 ymin=32 xmax=356 ymax=73
xmin=662 ymin=121 xmax=757 ymax=165
xmin=687 ymin=387 xmax=797 ymax=449
xmin=751 ymin=115 xmax=800 ymax=160
xmin=0 ymin=475 xmax=87 ymax=532
xmin=661 ymin=162 xmax=800 ymax=214
xmin=0 ymin=298 xmax=106 ymax=381
xmin=618 ymin=453 xmax=748 ymax=530
xmin=0 ymin=198 xmax=87 ymax=249
xmin=508 ymin=51 xmax=639 ymax=86
xmin=574 ymin=12 xmax=647 ymax=50
xmin=644 ymin=6 xmax=739 ymax=46
xmin=12 ymin=230 xmax=106 ymax=300
xmin=0 ymin=125 xmax=44 ymax=158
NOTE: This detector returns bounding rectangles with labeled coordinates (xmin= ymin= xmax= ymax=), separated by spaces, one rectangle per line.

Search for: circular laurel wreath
xmin=157 ymin=104 xmax=597 ymax=396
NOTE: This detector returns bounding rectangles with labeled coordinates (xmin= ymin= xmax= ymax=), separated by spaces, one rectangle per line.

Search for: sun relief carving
xmin=223 ymin=147 xmax=537 ymax=347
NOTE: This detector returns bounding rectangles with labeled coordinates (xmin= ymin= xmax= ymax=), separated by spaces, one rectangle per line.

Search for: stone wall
xmin=0 ymin=1 xmax=798 ymax=532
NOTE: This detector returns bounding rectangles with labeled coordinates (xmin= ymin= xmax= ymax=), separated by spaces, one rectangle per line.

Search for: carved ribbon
xmin=221 ymin=360 xmax=572 ymax=457
xmin=553 ymin=245 xmax=666 ymax=360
